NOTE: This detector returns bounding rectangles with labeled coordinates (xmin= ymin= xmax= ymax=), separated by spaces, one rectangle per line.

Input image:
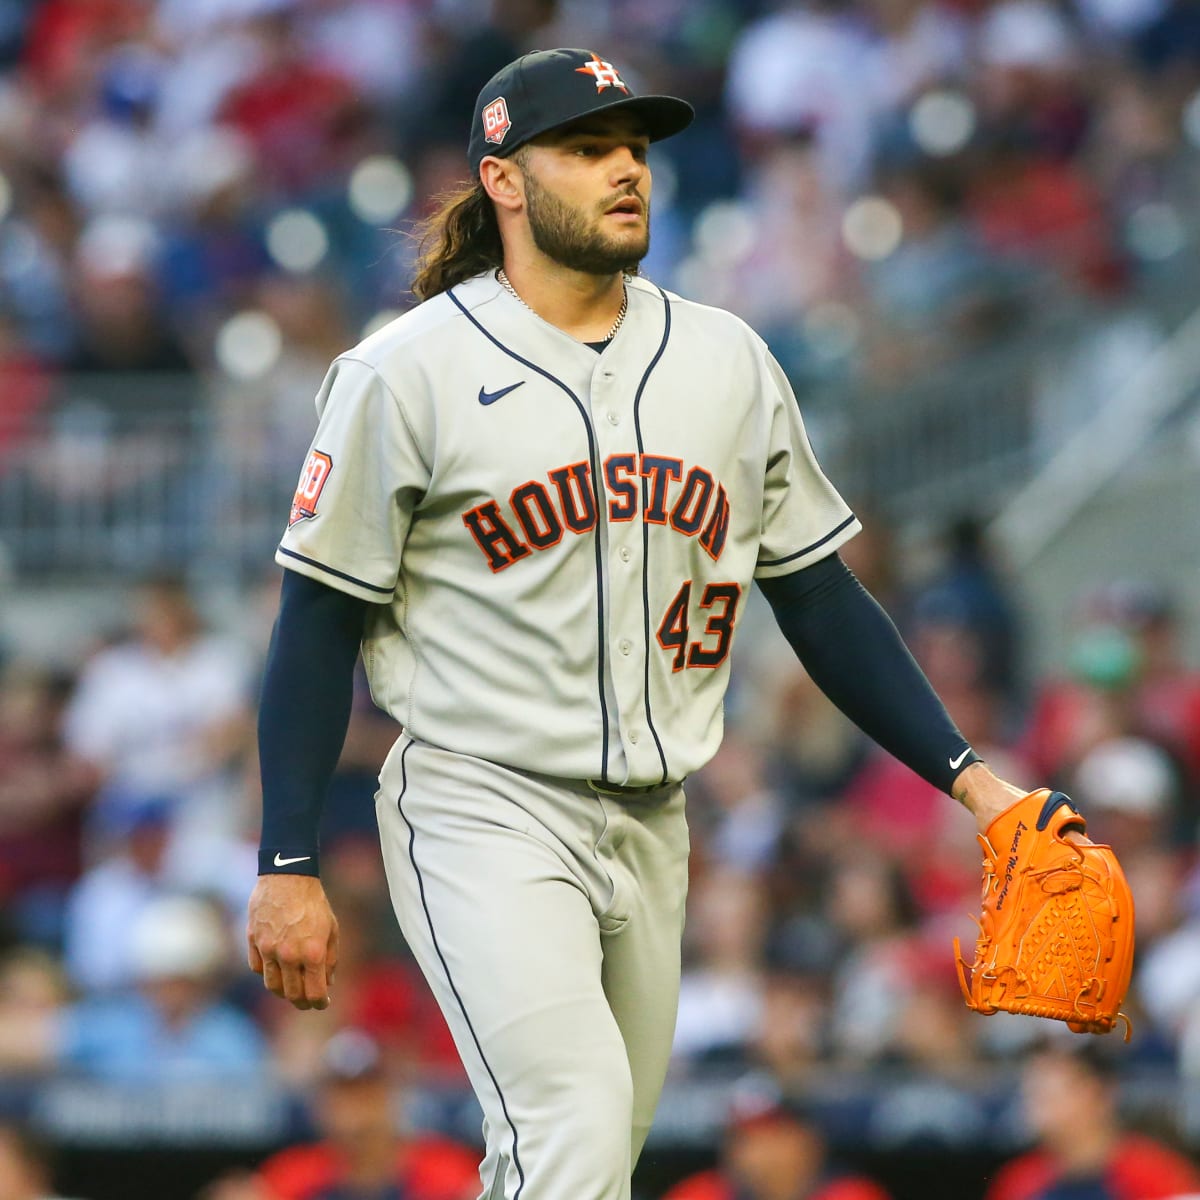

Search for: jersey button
xmin=606 ymin=411 xmax=619 ymax=426
xmin=619 ymin=639 xmax=632 ymax=655
xmin=629 ymin=730 xmax=640 ymax=744
xmin=619 ymin=546 xmax=632 ymax=563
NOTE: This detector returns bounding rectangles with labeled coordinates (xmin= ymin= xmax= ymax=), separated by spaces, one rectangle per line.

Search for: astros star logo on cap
xmin=575 ymin=52 xmax=628 ymax=94
xmin=467 ymin=47 xmax=693 ymax=173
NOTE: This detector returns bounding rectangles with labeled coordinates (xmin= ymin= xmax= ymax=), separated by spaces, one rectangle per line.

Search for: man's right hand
xmin=247 ymin=874 xmax=339 ymax=1011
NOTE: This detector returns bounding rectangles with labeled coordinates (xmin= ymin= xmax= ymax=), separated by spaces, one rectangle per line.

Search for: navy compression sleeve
xmin=758 ymin=555 xmax=981 ymax=794
xmin=257 ymin=570 xmax=369 ymax=876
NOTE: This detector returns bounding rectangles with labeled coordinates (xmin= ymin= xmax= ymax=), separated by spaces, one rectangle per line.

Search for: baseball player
xmin=247 ymin=48 xmax=1031 ymax=1200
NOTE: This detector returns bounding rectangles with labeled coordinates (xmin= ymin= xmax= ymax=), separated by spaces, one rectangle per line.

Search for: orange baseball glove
xmin=954 ymin=789 xmax=1134 ymax=1039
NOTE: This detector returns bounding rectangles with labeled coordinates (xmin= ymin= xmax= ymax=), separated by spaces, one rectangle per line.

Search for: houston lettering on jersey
xmin=462 ymin=453 xmax=730 ymax=572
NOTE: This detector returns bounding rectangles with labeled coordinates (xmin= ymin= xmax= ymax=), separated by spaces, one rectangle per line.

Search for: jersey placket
xmin=588 ymin=356 xmax=658 ymax=784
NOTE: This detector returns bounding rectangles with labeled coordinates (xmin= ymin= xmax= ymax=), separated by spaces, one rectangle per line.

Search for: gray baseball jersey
xmin=277 ymin=270 xmax=858 ymax=786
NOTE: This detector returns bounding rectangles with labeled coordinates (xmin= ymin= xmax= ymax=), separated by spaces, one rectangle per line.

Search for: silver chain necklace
xmin=497 ymin=268 xmax=628 ymax=342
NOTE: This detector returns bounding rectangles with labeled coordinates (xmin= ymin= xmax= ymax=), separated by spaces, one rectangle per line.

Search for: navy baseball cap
xmin=468 ymin=48 xmax=694 ymax=175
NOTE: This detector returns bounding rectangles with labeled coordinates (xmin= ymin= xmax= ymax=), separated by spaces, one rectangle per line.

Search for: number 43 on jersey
xmin=656 ymin=581 xmax=741 ymax=671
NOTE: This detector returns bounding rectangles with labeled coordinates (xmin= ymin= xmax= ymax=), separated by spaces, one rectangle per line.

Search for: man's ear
xmin=480 ymin=155 xmax=524 ymax=213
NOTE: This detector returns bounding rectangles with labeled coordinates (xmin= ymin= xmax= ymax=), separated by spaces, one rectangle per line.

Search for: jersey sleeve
xmin=755 ymin=347 xmax=860 ymax=579
xmin=276 ymin=356 xmax=431 ymax=602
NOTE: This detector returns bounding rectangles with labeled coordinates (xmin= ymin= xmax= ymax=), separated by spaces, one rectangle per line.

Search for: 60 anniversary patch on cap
xmin=468 ymin=48 xmax=694 ymax=174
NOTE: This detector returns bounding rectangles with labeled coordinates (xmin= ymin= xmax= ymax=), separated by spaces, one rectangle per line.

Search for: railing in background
xmin=0 ymin=371 xmax=302 ymax=582
xmin=0 ymin=287 xmax=1190 ymax=585
xmin=0 ymin=1066 xmax=1191 ymax=1200
xmin=993 ymin=301 xmax=1200 ymax=569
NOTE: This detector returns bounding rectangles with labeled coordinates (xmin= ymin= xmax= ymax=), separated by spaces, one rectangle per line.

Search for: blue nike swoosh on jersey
xmin=478 ymin=381 xmax=526 ymax=405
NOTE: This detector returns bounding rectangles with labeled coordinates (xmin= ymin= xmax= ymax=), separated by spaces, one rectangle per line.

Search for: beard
xmin=524 ymin=170 xmax=650 ymax=275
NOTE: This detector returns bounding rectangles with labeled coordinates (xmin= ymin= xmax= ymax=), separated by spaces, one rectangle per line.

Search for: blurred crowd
xmin=2 ymin=0 xmax=1200 ymax=1197
xmin=0 ymin=0 xmax=1199 ymax=469
xmin=2 ymin=516 xmax=1200 ymax=1196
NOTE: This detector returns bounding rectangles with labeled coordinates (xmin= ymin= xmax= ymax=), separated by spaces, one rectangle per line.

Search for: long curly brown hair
xmin=409 ymin=180 xmax=505 ymax=302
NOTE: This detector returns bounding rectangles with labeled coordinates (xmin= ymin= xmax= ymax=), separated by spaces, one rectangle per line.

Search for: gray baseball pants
xmin=376 ymin=733 xmax=690 ymax=1200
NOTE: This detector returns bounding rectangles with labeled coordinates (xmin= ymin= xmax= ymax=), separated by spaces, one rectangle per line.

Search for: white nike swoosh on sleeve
xmin=273 ymin=854 xmax=312 ymax=867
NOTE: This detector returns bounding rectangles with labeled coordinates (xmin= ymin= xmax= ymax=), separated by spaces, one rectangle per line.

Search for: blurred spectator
xmin=150 ymin=1 xmax=261 ymax=139
xmin=1070 ymin=735 xmax=1182 ymax=851
xmin=61 ymin=795 xmax=172 ymax=992
xmin=29 ymin=213 xmax=205 ymax=540
xmin=62 ymin=575 xmax=254 ymax=870
xmin=861 ymin=161 xmax=1017 ymax=380
xmin=1134 ymin=857 xmax=1200 ymax=1046
xmin=61 ymin=44 xmax=171 ymax=219
xmin=0 ymin=169 xmax=78 ymax=362
xmin=1135 ymin=0 xmax=1200 ymax=75
xmin=0 ymin=312 xmax=53 ymax=468
xmin=217 ymin=5 xmax=367 ymax=196
xmin=1025 ymin=582 xmax=1200 ymax=824
xmin=673 ymin=867 xmax=769 ymax=1069
xmin=888 ymin=965 xmax=979 ymax=1076
xmin=725 ymin=1 xmax=876 ymax=193
xmin=824 ymin=854 xmax=931 ymax=1063
xmin=0 ymin=1123 xmax=80 ymax=1200
xmin=863 ymin=0 xmax=970 ymax=113
xmin=155 ymin=125 xmax=269 ymax=347
xmin=747 ymin=659 xmax=867 ymax=815
xmin=0 ymin=945 xmax=70 ymax=1060
xmin=747 ymin=967 xmax=830 ymax=1089
xmin=967 ymin=134 xmax=1125 ymax=296
xmin=0 ymin=662 xmax=92 ymax=944
xmin=1085 ymin=69 xmax=1180 ymax=230
xmin=1107 ymin=583 xmax=1200 ymax=790
xmin=912 ymin=515 xmax=1023 ymax=704
xmin=686 ymin=735 xmax=787 ymax=874
xmin=302 ymin=0 xmax=426 ymax=110
xmin=207 ymin=1029 xmax=478 ymax=1200
xmin=20 ymin=0 xmax=150 ymax=99
xmin=0 ymin=893 xmax=266 ymax=1081
xmin=66 ymin=213 xmax=192 ymax=375
xmin=686 ymin=130 xmax=857 ymax=382
xmin=983 ymin=1041 xmax=1200 ymax=1200
xmin=662 ymin=1076 xmax=893 ymax=1200
xmin=975 ymin=0 xmax=1091 ymax=158
xmin=1024 ymin=622 xmax=1148 ymax=785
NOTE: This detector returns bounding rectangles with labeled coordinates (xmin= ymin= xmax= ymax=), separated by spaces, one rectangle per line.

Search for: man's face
xmin=1022 ymin=1053 xmax=1110 ymax=1147
xmin=726 ymin=1118 xmax=823 ymax=1197
xmin=320 ymin=1076 xmax=395 ymax=1152
xmin=516 ymin=112 xmax=652 ymax=274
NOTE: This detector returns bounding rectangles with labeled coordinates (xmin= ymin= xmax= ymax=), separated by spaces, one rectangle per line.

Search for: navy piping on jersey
xmin=276 ymin=546 xmax=394 ymax=595
xmin=394 ymin=739 xmax=527 ymax=1198
xmin=757 ymin=513 xmax=858 ymax=570
xmin=447 ymin=287 xmax=612 ymax=782
xmin=632 ymin=285 xmax=673 ymax=786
